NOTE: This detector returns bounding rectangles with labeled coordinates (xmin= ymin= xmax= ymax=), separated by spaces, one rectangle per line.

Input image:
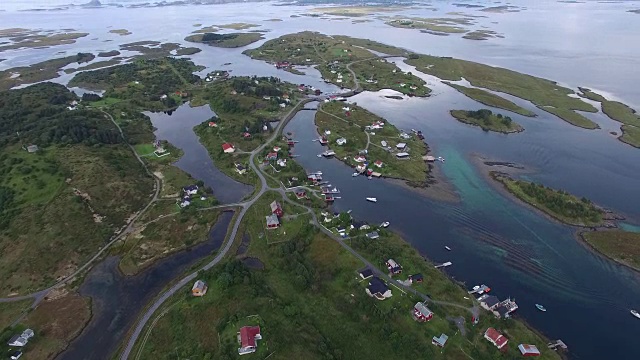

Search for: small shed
xmin=192 ymin=280 xmax=208 ymax=297
xmin=27 ymin=145 xmax=39 ymax=153
xmin=432 ymin=333 xmax=448 ymax=347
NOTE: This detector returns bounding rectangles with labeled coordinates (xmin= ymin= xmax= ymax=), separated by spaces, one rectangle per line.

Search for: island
xmin=316 ymin=102 xmax=430 ymax=185
xmin=0 ymin=52 xmax=94 ymax=91
xmin=581 ymin=230 xmax=640 ymax=271
xmin=385 ymin=17 xmax=472 ymax=34
xmin=108 ymin=28 xmax=131 ymax=36
xmin=578 ymin=87 xmax=640 ymax=148
xmin=491 ymin=172 xmax=607 ymax=227
xmin=445 ymin=83 xmax=535 ymax=116
xmin=450 ymin=109 xmax=524 ymax=133
xmin=185 ymin=32 xmax=263 ymax=48
xmin=0 ymin=29 xmax=88 ymax=52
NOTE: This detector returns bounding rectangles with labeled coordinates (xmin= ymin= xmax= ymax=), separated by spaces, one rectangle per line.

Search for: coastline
xmin=575 ymin=229 xmax=640 ymax=275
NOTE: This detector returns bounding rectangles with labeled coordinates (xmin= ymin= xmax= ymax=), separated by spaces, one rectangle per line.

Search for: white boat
xmin=366 ymin=197 xmax=377 ymax=203
xmin=368 ymin=176 xmax=372 ymax=180
xmin=536 ymin=304 xmax=547 ymax=312
xmin=381 ymin=222 xmax=390 ymax=228
xmin=445 ymin=246 xmax=451 ymax=251
xmin=352 ymin=172 xmax=359 ymax=177
xmin=631 ymin=310 xmax=640 ymax=319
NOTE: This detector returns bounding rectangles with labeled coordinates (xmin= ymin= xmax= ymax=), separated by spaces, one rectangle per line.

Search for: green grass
xmin=579 ymin=87 xmax=640 ymax=147
xmin=185 ymin=32 xmax=263 ymax=48
xmin=0 ymin=53 xmax=94 ymax=91
xmin=582 ymin=231 xmax=640 ymax=270
xmin=134 ymin=143 xmax=156 ymax=155
xmin=450 ymin=109 xmax=524 ymax=133
xmin=406 ymin=55 xmax=600 ymax=128
xmin=136 ymin=192 xmax=561 ymax=360
xmin=0 ymin=299 xmax=32 ymax=330
xmin=492 ymin=172 xmax=605 ymax=227
xmin=445 ymin=82 xmax=535 ymax=117
xmin=316 ymin=102 xmax=429 ymax=184
xmin=351 ymin=58 xmax=431 ymax=96
xmin=386 ymin=18 xmax=470 ymax=33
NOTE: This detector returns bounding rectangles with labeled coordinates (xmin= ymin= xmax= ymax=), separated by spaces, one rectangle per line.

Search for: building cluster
xmin=178 ymin=184 xmax=207 ymax=208
xmin=265 ymin=200 xmax=283 ymax=229
xmin=478 ymin=294 xmax=519 ymax=319
xmin=6 ymin=328 xmax=34 ymax=359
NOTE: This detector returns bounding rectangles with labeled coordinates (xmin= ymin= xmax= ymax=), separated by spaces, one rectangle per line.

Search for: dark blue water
xmin=284 ymin=103 xmax=640 ymax=360
xmin=146 ymin=103 xmax=253 ymax=204
xmin=60 ymin=211 xmax=234 ymax=360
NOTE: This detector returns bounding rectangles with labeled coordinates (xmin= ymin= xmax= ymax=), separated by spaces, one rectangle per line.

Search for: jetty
xmin=548 ymin=340 xmax=568 ymax=350
xmin=435 ymin=262 xmax=452 ymax=268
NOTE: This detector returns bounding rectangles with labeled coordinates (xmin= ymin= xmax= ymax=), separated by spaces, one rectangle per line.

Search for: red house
xmin=270 ymin=201 xmax=283 ymax=217
xmin=412 ymin=302 xmax=433 ymax=322
xmin=238 ymin=326 xmax=262 ymax=355
xmin=265 ymin=152 xmax=278 ymax=161
xmin=518 ymin=344 xmax=541 ymax=357
xmin=484 ymin=328 xmax=508 ymax=350
xmin=222 ymin=143 xmax=235 ymax=153
xmin=266 ymin=214 xmax=280 ymax=229
xmin=295 ymin=190 xmax=307 ymax=199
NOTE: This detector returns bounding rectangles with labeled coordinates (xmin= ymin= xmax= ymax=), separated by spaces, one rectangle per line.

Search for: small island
xmin=581 ymin=230 xmax=640 ymax=271
xmin=491 ymin=172 xmax=607 ymax=227
xmin=109 ymin=29 xmax=131 ymax=36
xmin=450 ymin=109 xmax=524 ymax=133
xmin=579 ymin=87 xmax=640 ymax=148
xmin=185 ymin=32 xmax=263 ymax=48
xmin=445 ymin=83 xmax=535 ymax=116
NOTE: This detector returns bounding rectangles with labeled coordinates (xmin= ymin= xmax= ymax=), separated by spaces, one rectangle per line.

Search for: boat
xmin=368 ymin=176 xmax=372 ymax=180
xmin=352 ymin=172 xmax=359 ymax=177
xmin=381 ymin=222 xmax=390 ymax=228
xmin=366 ymin=197 xmax=377 ymax=203
xmin=468 ymin=284 xmax=491 ymax=294
xmin=631 ymin=310 xmax=640 ymax=319
xmin=445 ymin=246 xmax=451 ymax=251
xmin=536 ymin=304 xmax=547 ymax=312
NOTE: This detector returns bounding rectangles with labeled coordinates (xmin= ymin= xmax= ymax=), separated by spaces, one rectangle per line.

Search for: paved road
xmin=119 ymin=100 xmax=307 ymax=360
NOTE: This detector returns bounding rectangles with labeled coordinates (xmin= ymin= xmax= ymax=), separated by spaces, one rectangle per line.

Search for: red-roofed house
xmin=295 ymin=190 xmax=307 ymax=199
xmin=238 ymin=326 xmax=262 ymax=355
xmin=243 ymin=132 xmax=252 ymax=139
xmin=273 ymin=146 xmax=281 ymax=152
xmin=222 ymin=143 xmax=235 ymax=153
xmin=374 ymin=160 xmax=383 ymax=168
xmin=518 ymin=344 xmax=541 ymax=357
xmin=354 ymin=155 xmax=366 ymax=163
xmin=270 ymin=201 xmax=283 ymax=217
xmin=484 ymin=328 xmax=508 ymax=350
xmin=412 ymin=302 xmax=433 ymax=322
xmin=208 ymin=121 xmax=217 ymax=127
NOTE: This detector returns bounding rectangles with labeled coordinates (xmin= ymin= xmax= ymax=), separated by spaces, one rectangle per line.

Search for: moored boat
xmin=352 ymin=172 xmax=359 ymax=177
xmin=445 ymin=246 xmax=451 ymax=251
xmin=381 ymin=221 xmax=390 ymax=228
xmin=536 ymin=304 xmax=547 ymax=312
xmin=631 ymin=310 xmax=640 ymax=319
xmin=366 ymin=197 xmax=377 ymax=203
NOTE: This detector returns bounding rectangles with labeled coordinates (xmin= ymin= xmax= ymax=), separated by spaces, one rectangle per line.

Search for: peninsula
xmin=185 ymin=32 xmax=263 ymax=48
xmin=450 ymin=109 xmax=524 ymax=133
xmin=581 ymin=230 xmax=640 ymax=271
xmin=491 ymin=172 xmax=607 ymax=227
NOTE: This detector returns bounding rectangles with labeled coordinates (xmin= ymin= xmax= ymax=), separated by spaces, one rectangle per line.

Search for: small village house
xmin=409 ymin=273 xmax=423 ymax=283
xmin=386 ymin=259 xmax=402 ymax=275
xmin=365 ymin=277 xmax=392 ymax=300
xmin=336 ymin=137 xmax=347 ymax=145
xmin=273 ymin=146 xmax=281 ymax=152
xmin=10 ymin=351 xmax=22 ymax=360
xmin=26 ymin=145 xmax=39 ymax=153
xmin=235 ymin=163 xmax=247 ymax=175
xmin=374 ymin=160 xmax=383 ymax=168
xmin=396 ymin=152 xmax=410 ymax=159
xmin=265 ymin=152 xmax=278 ymax=161
xmin=183 ymin=185 xmax=198 ymax=196
xmin=432 ymin=334 xmax=448 ymax=348
xmin=413 ymin=302 xmax=434 ymax=322
xmin=7 ymin=329 xmax=34 ymax=348
xmin=484 ymin=328 xmax=509 ymax=350
xmin=179 ymin=198 xmax=191 ymax=208
xmin=396 ymin=142 xmax=407 ymax=150
xmin=354 ymin=155 xmax=367 ymax=163
xmin=366 ymin=231 xmax=379 ymax=240
xmin=518 ymin=344 xmax=541 ymax=357
xmin=479 ymin=294 xmax=500 ymax=311
xmin=266 ymin=214 xmax=280 ymax=229
xmin=295 ymin=190 xmax=307 ymax=199
xmin=222 ymin=143 xmax=235 ymax=153
xmin=270 ymin=201 xmax=283 ymax=217
xmin=192 ymin=280 xmax=208 ymax=297
xmin=277 ymin=158 xmax=287 ymax=167
xmin=359 ymin=269 xmax=373 ymax=280
xmin=238 ymin=326 xmax=262 ymax=355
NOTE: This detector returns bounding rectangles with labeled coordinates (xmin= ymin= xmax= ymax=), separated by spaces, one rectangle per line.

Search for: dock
xmin=547 ymin=340 xmax=567 ymax=350
xmin=435 ymin=262 xmax=452 ymax=268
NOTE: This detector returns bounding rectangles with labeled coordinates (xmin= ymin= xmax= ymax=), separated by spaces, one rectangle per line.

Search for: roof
xmin=266 ymin=214 xmax=279 ymax=226
xmin=495 ymin=305 xmax=510 ymax=317
xmin=396 ymin=142 xmax=407 ymax=148
xmin=192 ymin=280 xmax=206 ymax=291
xmin=222 ymin=143 xmax=234 ymax=150
xmin=485 ymin=328 xmax=508 ymax=347
xmin=270 ymin=201 xmax=281 ymax=212
xmin=432 ymin=333 xmax=448 ymax=346
xmin=386 ymin=259 xmax=400 ymax=269
xmin=366 ymin=231 xmax=379 ymax=239
xmin=481 ymin=295 xmax=500 ymax=308
xmin=396 ymin=152 xmax=410 ymax=157
xmin=367 ymin=277 xmax=389 ymax=295
xmin=236 ymin=164 xmax=246 ymax=170
xmin=414 ymin=302 xmax=433 ymax=316
xmin=518 ymin=344 xmax=541 ymax=355
xmin=410 ymin=273 xmax=423 ymax=281
xmin=239 ymin=326 xmax=261 ymax=348
xmin=359 ymin=269 xmax=373 ymax=278
xmin=21 ymin=329 xmax=34 ymax=339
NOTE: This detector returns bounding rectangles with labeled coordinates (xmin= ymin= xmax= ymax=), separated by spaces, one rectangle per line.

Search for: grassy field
xmin=311 ymin=5 xmax=410 ymax=17
xmin=450 ymin=109 xmax=524 ymax=133
xmin=117 ymin=209 xmax=222 ymax=275
xmin=385 ymin=17 xmax=473 ymax=33
xmin=0 ymin=299 xmax=32 ymax=330
xmin=185 ymin=32 xmax=263 ymax=48
xmin=0 ymin=32 xmax=88 ymax=52
xmin=0 ymin=53 xmax=94 ymax=91
xmin=581 ymin=231 xmax=640 ymax=270
xmin=462 ymin=30 xmax=501 ymax=40
xmin=316 ymin=102 xmax=429 ymax=184
xmin=135 ymin=191 xmax=561 ymax=360
xmin=445 ymin=82 xmax=536 ymax=117
xmin=350 ymin=58 xmax=430 ymax=96
xmin=405 ymin=55 xmax=599 ymax=128
xmin=15 ymin=292 xmax=91 ymax=360
xmin=579 ymin=87 xmax=640 ymax=147
xmin=216 ymin=23 xmax=261 ymax=30
xmin=492 ymin=172 xmax=605 ymax=227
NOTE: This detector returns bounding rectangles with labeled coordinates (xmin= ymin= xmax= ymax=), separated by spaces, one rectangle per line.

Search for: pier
xmin=548 ymin=340 xmax=568 ymax=350
xmin=435 ymin=262 xmax=452 ymax=268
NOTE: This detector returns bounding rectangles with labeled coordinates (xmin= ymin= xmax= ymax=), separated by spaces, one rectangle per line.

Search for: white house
xmin=277 ymin=158 xmax=287 ymax=167
xmin=336 ymin=138 xmax=347 ymax=145
xmin=396 ymin=143 xmax=407 ymax=150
